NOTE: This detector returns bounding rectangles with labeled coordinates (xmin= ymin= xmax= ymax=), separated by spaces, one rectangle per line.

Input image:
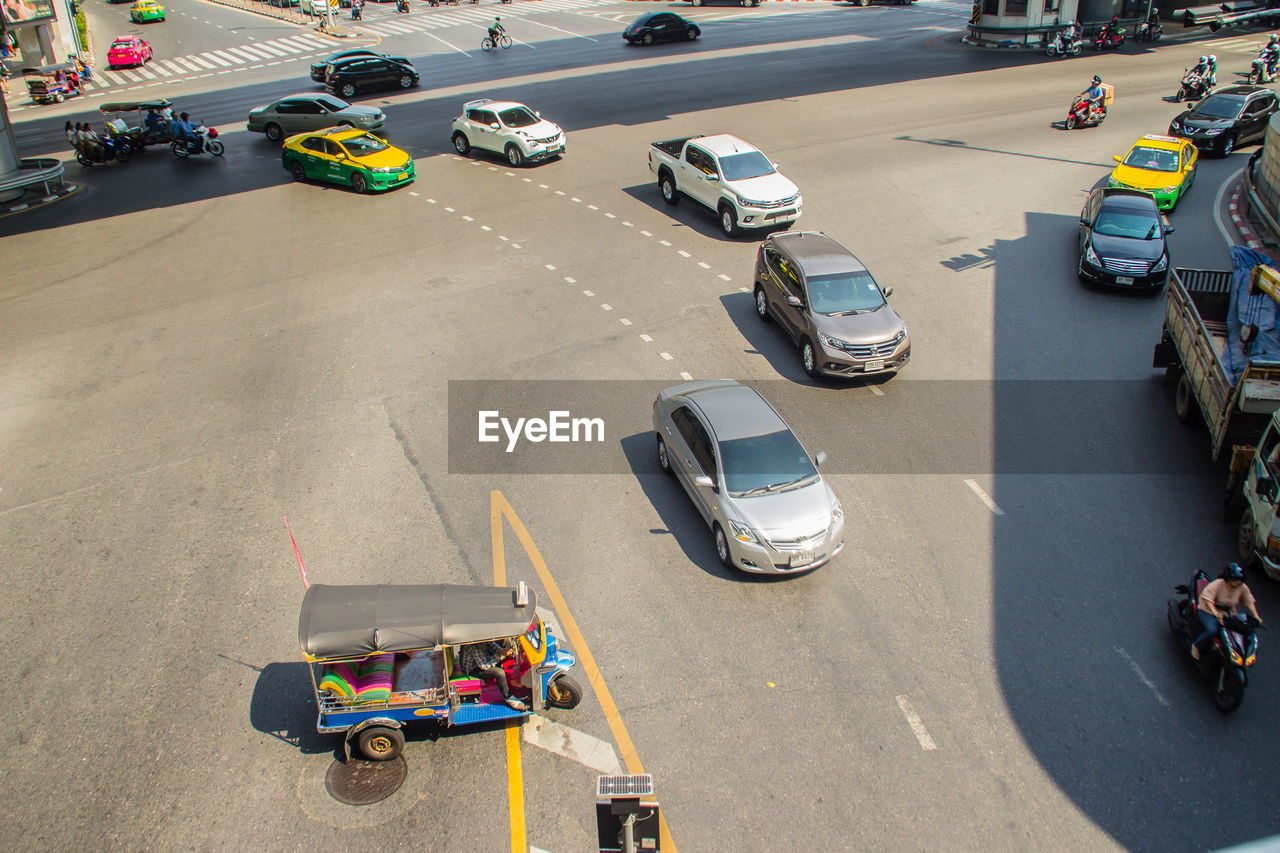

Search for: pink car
xmin=107 ymin=36 xmax=152 ymax=68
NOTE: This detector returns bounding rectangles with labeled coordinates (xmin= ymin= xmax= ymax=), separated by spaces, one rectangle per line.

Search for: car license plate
xmin=789 ymin=550 xmax=815 ymax=568
xmin=864 ymin=359 xmax=884 ymax=372
xmin=1116 ymin=276 xmax=1135 ymax=285
xmin=765 ymin=209 xmax=797 ymax=221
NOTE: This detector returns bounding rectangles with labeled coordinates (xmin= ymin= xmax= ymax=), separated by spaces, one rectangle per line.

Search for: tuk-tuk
xmin=24 ymin=63 xmax=83 ymax=104
xmin=298 ymin=581 xmax=582 ymax=761
xmin=99 ymin=99 xmax=172 ymax=149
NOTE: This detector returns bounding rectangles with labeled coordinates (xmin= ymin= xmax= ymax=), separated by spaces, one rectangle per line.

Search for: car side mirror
xmin=336 ymin=152 xmax=347 ymax=160
xmin=1080 ymin=216 xmax=1090 ymax=225
xmin=534 ymin=111 xmax=540 ymax=117
xmin=706 ymin=174 xmax=719 ymax=182
xmin=490 ymin=123 xmax=499 ymax=130
xmin=1113 ymin=155 xmax=1123 ymax=163
xmin=883 ymin=285 xmax=894 ymax=297
xmin=771 ymin=161 xmax=779 ymax=169
xmin=693 ymin=474 xmax=714 ymax=488
xmin=786 ymin=295 xmax=802 ymax=307
xmin=1165 ymin=225 xmax=1175 ymax=234
xmin=814 ymin=451 xmax=827 ymax=467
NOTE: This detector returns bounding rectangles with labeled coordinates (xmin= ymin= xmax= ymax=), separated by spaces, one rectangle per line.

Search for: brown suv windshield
xmin=807 ymin=271 xmax=885 ymax=315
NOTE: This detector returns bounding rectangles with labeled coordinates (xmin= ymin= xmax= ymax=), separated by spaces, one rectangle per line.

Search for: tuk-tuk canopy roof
xmin=298 ymin=583 xmax=538 ymax=661
xmin=22 ymin=62 xmax=77 ymax=75
xmin=98 ymin=99 xmax=171 ymax=113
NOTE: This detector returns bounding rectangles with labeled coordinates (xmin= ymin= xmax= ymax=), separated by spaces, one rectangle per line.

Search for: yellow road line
xmin=505 ymin=722 xmax=526 ymax=853
xmin=490 ymin=490 xmax=677 ymax=852
xmin=493 ymin=495 xmax=524 ymax=852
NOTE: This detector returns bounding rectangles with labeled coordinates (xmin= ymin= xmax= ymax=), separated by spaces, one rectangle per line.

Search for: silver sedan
xmin=652 ymin=380 xmax=844 ymax=574
xmin=246 ymin=94 xmax=385 ymax=143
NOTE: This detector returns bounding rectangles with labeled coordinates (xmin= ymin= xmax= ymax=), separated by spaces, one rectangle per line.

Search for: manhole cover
xmin=325 ymin=756 xmax=407 ymax=806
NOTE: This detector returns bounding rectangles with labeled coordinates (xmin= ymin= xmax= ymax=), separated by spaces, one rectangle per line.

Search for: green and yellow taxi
xmin=281 ymin=126 xmax=415 ymax=194
xmin=129 ymin=0 xmax=165 ymax=23
xmin=1107 ymin=133 xmax=1198 ymax=212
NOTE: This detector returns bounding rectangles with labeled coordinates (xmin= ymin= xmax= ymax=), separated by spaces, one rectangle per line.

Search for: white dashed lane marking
xmin=896 ymin=696 xmax=937 ymax=751
xmin=963 ymin=479 xmax=1004 ymax=516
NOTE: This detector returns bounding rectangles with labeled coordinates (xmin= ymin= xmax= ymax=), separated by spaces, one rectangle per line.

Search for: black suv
xmin=624 ymin=12 xmax=700 ymax=44
xmin=1077 ymin=187 xmax=1173 ymax=290
xmin=310 ymin=49 xmax=401 ymax=83
xmin=1169 ymin=85 xmax=1279 ymax=157
xmin=325 ymin=56 xmax=418 ymax=99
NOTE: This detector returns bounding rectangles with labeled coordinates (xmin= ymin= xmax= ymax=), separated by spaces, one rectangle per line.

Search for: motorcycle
xmin=1045 ymin=31 xmax=1082 ymax=57
xmin=1134 ymin=19 xmax=1162 ymax=41
xmin=1093 ymin=26 xmax=1125 ymax=50
xmin=1249 ymin=49 xmax=1277 ymax=84
xmin=1177 ymin=68 xmax=1212 ymax=101
xmin=76 ymin=134 xmax=131 ymax=167
xmin=1065 ymin=95 xmax=1106 ymax=129
xmin=350 ymin=0 xmax=362 ymax=18
xmin=1168 ymin=570 xmax=1261 ymax=712
xmin=171 ymin=124 xmax=224 ymax=159
xmin=395 ymin=0 xmax=408 ymax=12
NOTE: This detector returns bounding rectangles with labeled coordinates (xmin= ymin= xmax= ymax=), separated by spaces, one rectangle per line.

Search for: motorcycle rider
xmin=1083 ymin=74 xmax=1106 ymax=120
xmin=1098 ymin=14 xmax=1119 ymax=44
xmin=1262 ymin=34 xmax=1279 ymax=76
xmin=1207 ymin=54 xmax=1218 ymax=86
xmin=170 ymin=111 xmax=203 ymax=154
xmin=350 ymin=0 xmax=362 ymax=19
xmin=1191 ymin=563 xmax=1264 ymax=660
xmin=488 ymin=15 xmax=505 ymax=44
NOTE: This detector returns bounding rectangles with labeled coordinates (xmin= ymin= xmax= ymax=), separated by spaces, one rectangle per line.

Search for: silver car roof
xmin=686 ymin=384 xmax=787 ymax=442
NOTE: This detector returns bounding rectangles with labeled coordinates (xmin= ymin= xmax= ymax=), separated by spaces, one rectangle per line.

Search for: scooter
xmin=350 ymin=0 xmax=362 ymax=18
xmin=1065 ymin=95 xmax=1106 ymax=129
xmin=395 ymin=0 xmax=409 ymax=12
xmin=1177 ymin=68 xmax=1210 ymax=101
xmin=1134 ymin=19 xmax=1162 ymax=41
xmin=1168 ymin=570 xmax=1261 ymax=713
xmin=1045 ymin=31 xmax=1082 ymax=57
xmin=1249 ymin=49 xmax=1277 ymax=84
xmin=76 ymin=134 xmax=131 ymax=167
xmin=171 ymin=124 xmax=225 ymax=159
xmin=1093 ymin=26 xmax=1125 ymax=50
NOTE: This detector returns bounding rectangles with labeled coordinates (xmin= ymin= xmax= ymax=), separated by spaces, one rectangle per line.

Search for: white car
xmin=449 ymin=99 xmax=565 ymax=167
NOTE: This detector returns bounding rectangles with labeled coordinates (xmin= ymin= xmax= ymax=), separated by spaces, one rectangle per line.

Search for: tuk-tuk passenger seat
xmin=443 ymin=646 xmax=484 ymax=700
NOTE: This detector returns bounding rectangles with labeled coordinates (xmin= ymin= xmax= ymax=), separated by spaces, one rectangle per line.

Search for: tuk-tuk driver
xmin=458 ymin=640 xmax=526 ymax=710
xmin=145 ymin=109 xmax=164 ymax=138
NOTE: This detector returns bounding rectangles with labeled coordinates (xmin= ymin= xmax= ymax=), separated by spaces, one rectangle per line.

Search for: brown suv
xmin=753 ymin=231 xmax=910 ymax=379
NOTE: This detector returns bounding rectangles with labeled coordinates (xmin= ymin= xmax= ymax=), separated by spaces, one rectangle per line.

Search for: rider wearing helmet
xmin=488 ymin=15 xmax=505 ymax=44
xmin=1264 ymin=36 xmax=1279 ymax=74
xmin=1191 ymin=563 xmax=1264 ymax=660
xmin=1084 ymin=74 xmax=1106 ymax=116
xmin=1207 ymin=54 xmax=1218 ymax=86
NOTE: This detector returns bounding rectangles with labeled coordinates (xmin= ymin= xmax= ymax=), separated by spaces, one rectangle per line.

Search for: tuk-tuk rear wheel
xmin=54 ymin=93 xmax=64 ymax=103
xmin=356 ymin=725 xmax=404 ymax=761
xmin=544 ymin=674 xmax=583 ymax=709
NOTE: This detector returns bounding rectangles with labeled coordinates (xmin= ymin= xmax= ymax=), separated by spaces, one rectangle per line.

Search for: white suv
xmin=450 ymin=99 xmax=565 ymax=167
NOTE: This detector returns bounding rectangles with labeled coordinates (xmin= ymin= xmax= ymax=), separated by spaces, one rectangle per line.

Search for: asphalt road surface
xmin=3 ymin=1 xmax=1280 ymax=850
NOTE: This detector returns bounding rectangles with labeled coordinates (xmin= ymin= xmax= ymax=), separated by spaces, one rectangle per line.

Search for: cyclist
xmin=488 ymin=16 xmax=505 ymax=45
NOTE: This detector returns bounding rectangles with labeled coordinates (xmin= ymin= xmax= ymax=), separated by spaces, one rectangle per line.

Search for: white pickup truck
xmin=648 ymin=134 xmax=801 ymax=236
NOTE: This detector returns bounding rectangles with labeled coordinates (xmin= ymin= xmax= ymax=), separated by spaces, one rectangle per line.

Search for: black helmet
xmin=1092 ymin=75 xmax=1102 ymax=84
xmin=1222 ymin=563 xmax=1246 ymax=582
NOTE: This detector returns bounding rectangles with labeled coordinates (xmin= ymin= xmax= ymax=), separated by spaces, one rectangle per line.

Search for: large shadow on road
xmin=990 ymin=211 xmax=1280 ymax=851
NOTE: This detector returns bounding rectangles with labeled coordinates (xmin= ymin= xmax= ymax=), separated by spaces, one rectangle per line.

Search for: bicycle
xmin=481 ymin=33 xmax=512 ymax=51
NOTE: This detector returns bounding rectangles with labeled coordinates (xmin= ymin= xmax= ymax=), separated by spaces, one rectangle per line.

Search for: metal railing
xmin=0 ymin=157 xmax=66 ymax=195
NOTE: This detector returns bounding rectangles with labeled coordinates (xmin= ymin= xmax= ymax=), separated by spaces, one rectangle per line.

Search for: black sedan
xmin=310 ymin=50 xmax=408 ymax=83
xmin=624 ymin=12 xmax=701 ymax=44
xmin=1169 ymin=85 xmax=1279 ymax=157
xmin=324 ymin=56 xmax=418 ymax=99
xmin=1077 ymin=188 xmax=1173 ymax=290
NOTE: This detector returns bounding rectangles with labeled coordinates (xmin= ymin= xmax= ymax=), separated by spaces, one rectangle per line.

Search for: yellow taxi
xmin=281 ymin=126 xmax=415 ymax=194
xmin=129 ymin=0 xmax=165 ymax=23
xmin=1107 ymin=133 xmax=1198 ymax=212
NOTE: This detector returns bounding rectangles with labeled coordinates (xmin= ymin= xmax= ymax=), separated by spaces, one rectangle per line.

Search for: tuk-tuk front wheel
xmin=356 ymin=725 xmax=404 ymax=761
xmin=544 ymin=674 xmax=583 ymax=709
